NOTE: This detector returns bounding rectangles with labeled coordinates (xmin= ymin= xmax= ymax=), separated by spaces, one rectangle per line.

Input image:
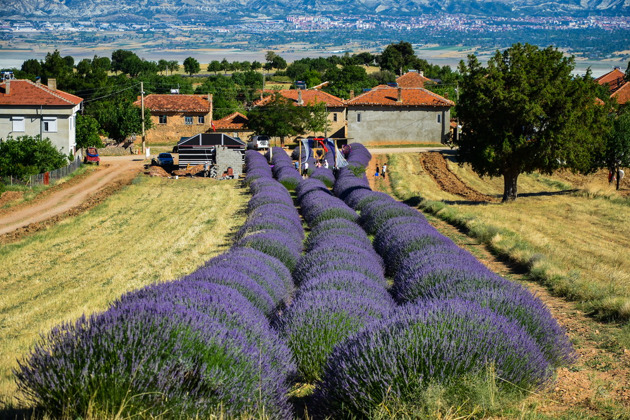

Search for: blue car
xmin=156 ymin=153 xmax=174 ymax=166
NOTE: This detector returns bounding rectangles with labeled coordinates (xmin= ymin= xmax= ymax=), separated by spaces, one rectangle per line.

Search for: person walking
xmin=375 ymin=165 xmax=380 ymax=177
xmin=302 ymin=161 xmax=309 ymax=178
xmin=382 ymin=163 xmax=387 ymax=179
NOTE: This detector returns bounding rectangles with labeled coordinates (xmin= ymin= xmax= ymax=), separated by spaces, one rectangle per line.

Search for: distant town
xmin=1 ymin=14 xmax=629 ymax=62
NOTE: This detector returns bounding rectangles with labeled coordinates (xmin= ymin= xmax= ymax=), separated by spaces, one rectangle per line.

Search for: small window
xmin=357 ymin=113 xmax=361 ymax=123
xmin=159 ymin=115 xmax=167 ymax=124
xmin=437 ymin=114 xmax=442 ymax=124
xmin=12 ymin=116 xmax=25 ymax=132
xmin=43 ymin=117 xmax=57 ymax=133
xmin=185 ymin=116 xmax=193 ymax=125
xmin=198 ymin=116 xmax=205 ymax=124
xmin=333 ymin=113 xmax=338 ymax=122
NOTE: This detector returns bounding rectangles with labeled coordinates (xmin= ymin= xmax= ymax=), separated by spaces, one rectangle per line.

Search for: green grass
xmin=368 ymin=143 xmax=446 ymax=149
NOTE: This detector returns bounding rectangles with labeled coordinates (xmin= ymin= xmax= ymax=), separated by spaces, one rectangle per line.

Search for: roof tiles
xmin=135 ymin=94 xmax=211 ymax=113
xmin=0 ymin=79 xmax=82 ymax=106
xmin=396 ymin=71 xmax=432 ymax=88
xmin=347 ymin=86 xmax=454 ymax=107
xmin=255 ymin=89 xmax=344 ymax=107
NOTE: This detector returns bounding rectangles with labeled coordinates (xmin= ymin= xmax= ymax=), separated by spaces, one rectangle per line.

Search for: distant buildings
xmin=596 ymin=67 xmax=629 ymax=105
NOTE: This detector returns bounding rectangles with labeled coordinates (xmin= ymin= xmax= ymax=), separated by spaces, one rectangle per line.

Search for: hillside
xmin=3 ymin=0 xmax=628 ymax=19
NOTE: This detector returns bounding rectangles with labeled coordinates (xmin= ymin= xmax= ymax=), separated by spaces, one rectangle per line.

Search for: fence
xmin=2 ymin=151 xmax=84 ymax=187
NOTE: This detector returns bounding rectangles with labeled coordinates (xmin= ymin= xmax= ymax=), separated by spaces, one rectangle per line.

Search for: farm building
xmin=176 ymin=133 xmax=246 ymax=177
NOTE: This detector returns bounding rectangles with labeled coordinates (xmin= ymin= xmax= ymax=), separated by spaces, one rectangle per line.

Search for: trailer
xmin=175 ymin=133 xmax=246 ymax=178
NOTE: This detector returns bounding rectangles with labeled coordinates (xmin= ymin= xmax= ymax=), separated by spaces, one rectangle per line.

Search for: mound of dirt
xmin=0 ymin=191 xmax=24 ymax=208
xmin=419 ymin=152 xmax=495 ymax=202
xmin=173 ymin=165 xmax=204 ymax=177
xmin=147 ymin=166 xmax=170 ymax=177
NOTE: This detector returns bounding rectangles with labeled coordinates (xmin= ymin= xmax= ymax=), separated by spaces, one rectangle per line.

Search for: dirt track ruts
xmin=0 ymin=155 xmax=144 ymax=238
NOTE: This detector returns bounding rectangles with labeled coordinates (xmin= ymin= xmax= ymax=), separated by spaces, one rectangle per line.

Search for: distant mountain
xmin=3 ymin=0 xmax=629 ymax=18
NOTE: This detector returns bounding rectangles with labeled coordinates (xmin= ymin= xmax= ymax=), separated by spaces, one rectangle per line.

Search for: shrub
xmin=296 ymin=270 xmax=394 ymax=305
xmin=275 ymin=290 xmax=393 ymax=382
xmin=183 ymin=266 xmax=276 ymax=316
xmin=310 ymin=168 xmax=335 ymax=187
xmin=113 ymin=281 xmax=295 ymax=375
xmin=235 ymin=230 xmax=302 ymax=271
xmin=305 ymin=229 xmax=372 ymax=252
xmin=293 ymin=258 xmax=387 ymax=287
xmin=220 ymin=247 xmax=294 ymax=294
xmin=246 ymin=190 xmax=294 ymax=213
xmin=15 ymin=301 xmax=294 ymax=419
xmin=314 ymin=299 xmax=552 ymax=417
xmin=360 ymin=200 xmax=425 ymax=234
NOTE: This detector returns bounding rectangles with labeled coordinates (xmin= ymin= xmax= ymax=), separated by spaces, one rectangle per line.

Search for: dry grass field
xmin=0 ymin=176 xmax=247 ymax=405
xmin=387 ymin=151 xmax=630 ymax=333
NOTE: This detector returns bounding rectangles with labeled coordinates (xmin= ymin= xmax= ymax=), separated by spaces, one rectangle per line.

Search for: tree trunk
xmin=502 ymin=170 xmax=519 ymax=202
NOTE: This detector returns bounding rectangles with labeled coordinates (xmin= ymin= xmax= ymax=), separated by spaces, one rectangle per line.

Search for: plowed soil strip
xmin=419 ymin=152 xmax=495 ymax=202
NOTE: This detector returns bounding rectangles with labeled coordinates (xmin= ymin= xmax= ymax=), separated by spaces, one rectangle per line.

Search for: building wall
xmin=146 ymin=112 xmax=213 ymax=144
xmin=0 ymin=105 xmax=78 ymax=154
xmin=215 ymin=147 xmax=244 ymax=178
xmin=346 ymin=106 xmax=450 ymax=145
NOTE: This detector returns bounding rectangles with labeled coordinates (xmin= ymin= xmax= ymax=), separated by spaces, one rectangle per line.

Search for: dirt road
xmin=0 ymin=155 xmax=144 ymax=237
xmin=368 ymin=146 xmax=450 ymax=155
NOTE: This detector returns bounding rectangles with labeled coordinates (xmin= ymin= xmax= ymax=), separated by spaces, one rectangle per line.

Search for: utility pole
xmin=141 ymin=81 xmax=146 ymax=153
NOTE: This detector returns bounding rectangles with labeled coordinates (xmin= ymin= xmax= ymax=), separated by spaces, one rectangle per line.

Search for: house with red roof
xmin=0 ymin=78 xmax=83 ymax=155
xmin=596 ymin=67 xmax=629 ymax=105
xmin=255 ymin=89 xmax=347 ymax=139
xmin=346 ymin=86 xmax=454 ymax=145
xmin=133 ymin=94 xmax=213 ymax=144
xmin=211 ymin=112 xmax=254 ymax=140
xmin=396 ymin=70 xmax=432 ymax=88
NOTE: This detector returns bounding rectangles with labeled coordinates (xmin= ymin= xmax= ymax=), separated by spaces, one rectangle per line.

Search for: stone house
xmin=345 ymin=85 xmax=454 ymax=145
xmin=0 ymin=78 xmax=83 ymax=155
xmin=134 ymin=94 xmax=213 ymax=144
xmin=212 ymin=112 xmax=254 ymax=140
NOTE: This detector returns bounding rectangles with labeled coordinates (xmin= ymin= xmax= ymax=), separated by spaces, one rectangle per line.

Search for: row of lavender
xmin=306 ymin=144 xmax=576 ymax=415
xmin=275 ymin=177 xmax=395 ymax=388
xmin=14 ymin=151 xmax=304 ymax=418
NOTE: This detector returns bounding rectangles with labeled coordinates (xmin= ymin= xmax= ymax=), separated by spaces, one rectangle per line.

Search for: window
xmin=159 ymin=115 xmax=167 ymax=124
xmin=437 ymin=114 xmax=442 ymax=124
xmin=43 ymin=117 xmax=57 ymax=133
xmin=333 ymin=113 xmax=338 ymax=122
xmin=12 ymin=116 xmax=25 ymax=132
xmin=357 ymin=113 xmax=361 ymax=123
xmin=185 ymin=116 xmax=193 ymax=125
xmin=198 ymin=116 xmax=205 ymax=124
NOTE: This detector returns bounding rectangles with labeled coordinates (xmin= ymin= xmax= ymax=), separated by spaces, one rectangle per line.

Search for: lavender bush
xmin=314 ymin=299 xmax=552 ymax=417
xmin=235 ymin=230 xmax=302 ymax=271
xmin=296 ymin=270 xmax=394 ymax=305
xmin=275 ymin=290 xmax=394 ymax=382
xmin=15 ymin=301 xmax=294 ymax=419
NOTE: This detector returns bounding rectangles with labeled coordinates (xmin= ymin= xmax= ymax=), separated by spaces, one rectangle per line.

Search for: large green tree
xmin=456 ymin=43 xmax=608 ymax=202
xmin=183 ymin=57 xmax=200 ymax=76
xmin=0 ymin=135 xmax=67 ymax=180
xmin=76 ymin=114 xmax=104 ymax=149
xmin=247 ymin=93 xmax=328 ymax=145
xmin=602 ymin=111 xmax=630 ymax=190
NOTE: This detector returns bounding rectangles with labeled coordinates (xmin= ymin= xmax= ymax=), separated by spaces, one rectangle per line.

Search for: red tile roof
xmin=396 ymin=71 xmax=432 ymax=88
xmin=347 ymin=86 xmax=454 ymax=107
xmin=213 ymin=112 xmax=249 ymax=130
xmin=612 ymin=81 xmax=630 ymax=105
xmin=0 ymin=79 xmax=82 ymax=106
xmin=135 ymin=94 xmax=211 ymax=113
xmin=255 ymin=89 xmax=344 ymax=107
xmin=596 ymin=68 xmax=626 ymax=93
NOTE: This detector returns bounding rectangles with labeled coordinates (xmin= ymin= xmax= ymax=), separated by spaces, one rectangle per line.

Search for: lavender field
xmin=13 ymin=145 xmax=575 ymax=418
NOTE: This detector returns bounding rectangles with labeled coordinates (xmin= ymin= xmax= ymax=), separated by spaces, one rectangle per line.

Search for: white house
xmin=0 ymin=78 xmax=83 ymax=155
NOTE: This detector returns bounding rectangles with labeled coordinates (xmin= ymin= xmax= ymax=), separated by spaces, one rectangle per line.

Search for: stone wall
xmin=215 ymin=147 xmax=244 ymax=178
xmin=145 ymin=112 xmax=212 ymax=144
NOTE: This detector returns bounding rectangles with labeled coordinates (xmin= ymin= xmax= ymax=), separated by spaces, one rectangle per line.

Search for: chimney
xmin=4 ymin=79 xmax=9 ymax=95
xmin=349 ymin=90 xmax=355 ymax=99
xmin=397 ymin=87 xmax=403 ymax=103
xmin=48 ymin=78 xmax=57 ymax=90
xmin=297 ymin=89 xmax=303 ymax=105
